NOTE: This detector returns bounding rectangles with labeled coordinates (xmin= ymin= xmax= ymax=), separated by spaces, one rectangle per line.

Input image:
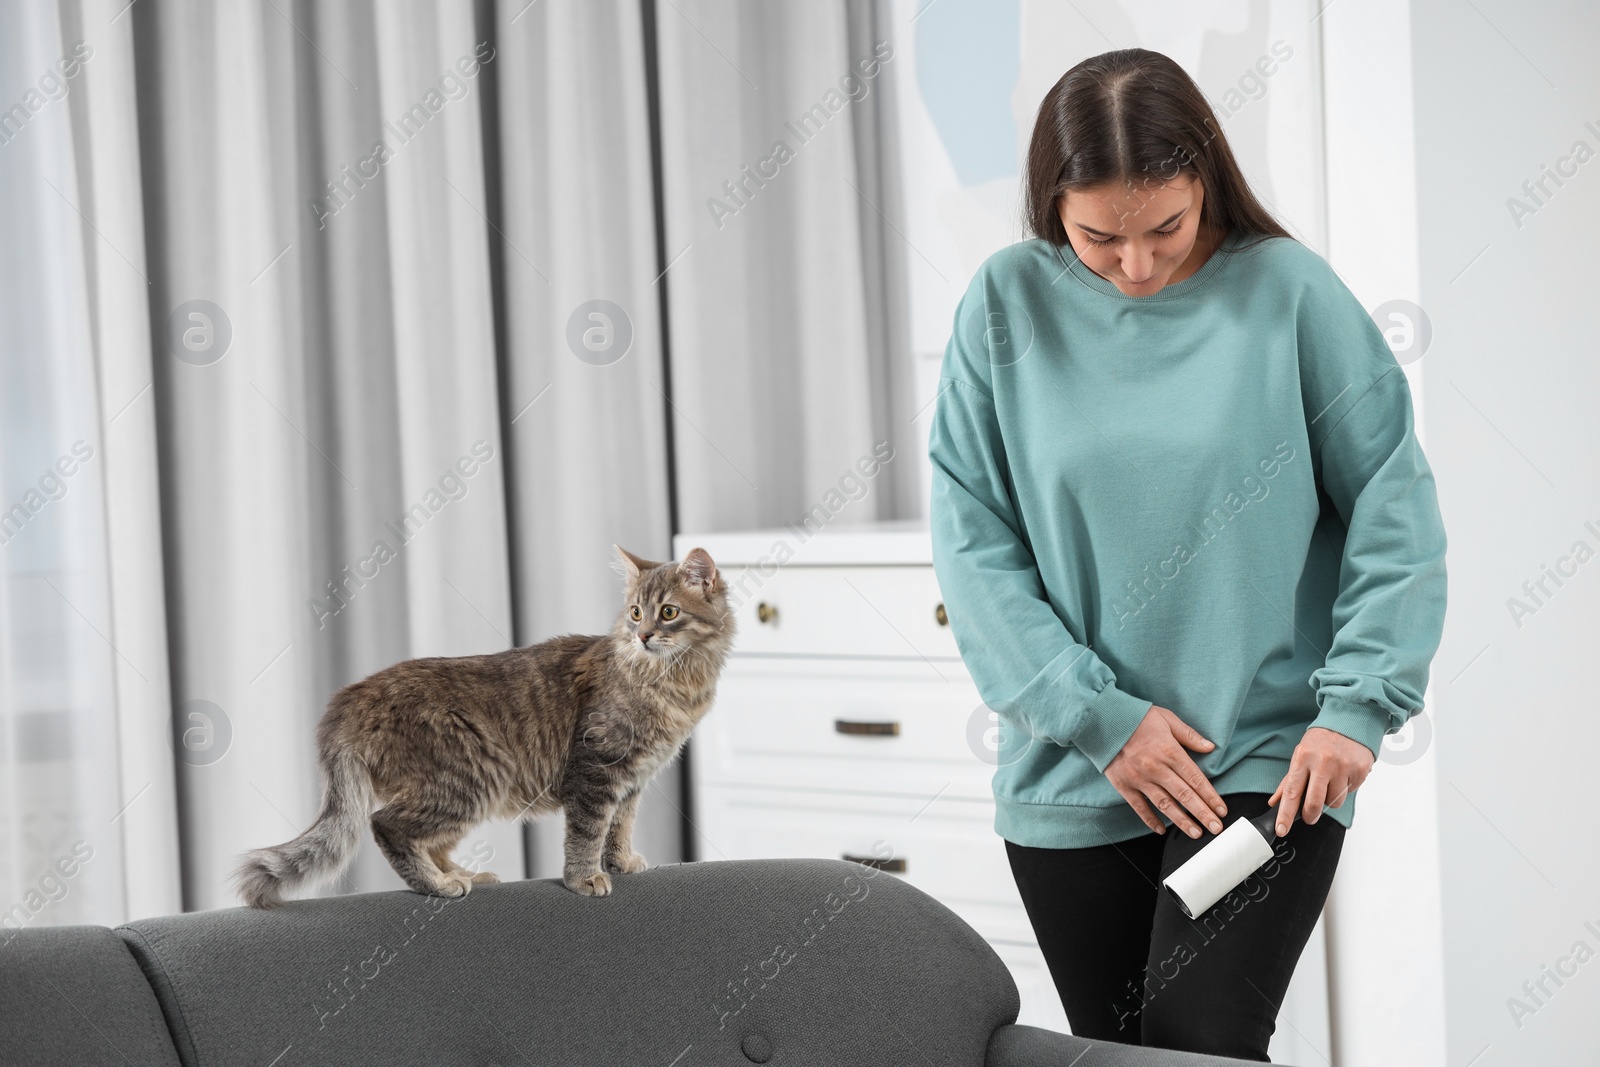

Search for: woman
xmin=927 ymin=49 xmax=1447 ymax=1060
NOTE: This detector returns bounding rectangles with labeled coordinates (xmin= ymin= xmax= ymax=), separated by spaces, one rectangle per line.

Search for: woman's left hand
xmin=1267 ymin=727 xmax=1376 ymax=835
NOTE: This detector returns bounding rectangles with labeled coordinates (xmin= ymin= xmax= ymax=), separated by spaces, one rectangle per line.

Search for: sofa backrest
xmin=0 ymin=924 xmax=182 ymax=1066
xmin=115 ymin=857 xmax=1021 ymax=1067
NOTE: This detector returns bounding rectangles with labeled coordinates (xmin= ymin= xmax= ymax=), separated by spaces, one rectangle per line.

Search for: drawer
xmin=721 ymin=565 xmax=960 ymax=660
xmin=697 ymin=659 xmax=994 ymax=801
xmin=693 ymin=785 xmax=1035 ymax=946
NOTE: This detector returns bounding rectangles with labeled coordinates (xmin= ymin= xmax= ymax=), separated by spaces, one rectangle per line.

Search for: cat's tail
xmin=232 ymin=750 xmax=373 ymax=909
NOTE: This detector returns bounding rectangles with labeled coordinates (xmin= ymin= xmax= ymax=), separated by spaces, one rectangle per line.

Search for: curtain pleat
xmin=656 ymin=0 xmax=917 ymax=535
xmin=62 ymin=0 xmax=185 ymax=921
xmin=490 ymin=0 xmax=678 ymax=875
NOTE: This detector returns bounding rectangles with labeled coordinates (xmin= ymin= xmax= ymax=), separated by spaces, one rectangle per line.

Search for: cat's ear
xmin=680 ymin=547 xmax=718 ymax=594
xmin=612 ymin=544 xmax=663 ymax=581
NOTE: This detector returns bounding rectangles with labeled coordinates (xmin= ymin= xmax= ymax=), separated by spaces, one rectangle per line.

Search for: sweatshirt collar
xmin=1052 ymin=228 xmax=1240 ymax=302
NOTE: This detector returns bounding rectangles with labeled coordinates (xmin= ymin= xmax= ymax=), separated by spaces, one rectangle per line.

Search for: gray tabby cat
xmin=233 ymin=545 xmax=734 ymax=906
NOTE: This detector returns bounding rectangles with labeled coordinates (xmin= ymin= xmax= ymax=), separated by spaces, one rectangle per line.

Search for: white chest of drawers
xmin=674 ymin=520 xmax=1070 ymax=1032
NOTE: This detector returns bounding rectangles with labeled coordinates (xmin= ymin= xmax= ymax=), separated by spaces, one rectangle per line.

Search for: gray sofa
xmin=2 ymin=858 xmax=1270 ymax=1066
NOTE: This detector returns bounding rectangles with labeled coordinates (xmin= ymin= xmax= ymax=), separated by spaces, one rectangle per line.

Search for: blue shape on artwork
xmin=913 ymin=0 xmax=1022 ymax=186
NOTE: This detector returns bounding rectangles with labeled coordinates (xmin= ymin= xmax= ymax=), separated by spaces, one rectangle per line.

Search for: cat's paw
xmin=469 ymin=870 xmax=501 ymax=886
xmin=434 ymin=870 xmax=473 ymax=898
xmin=565 ymin=870 xmax=612 ymax=897
xmin=604 ymin=851 xmax=648 ymax=875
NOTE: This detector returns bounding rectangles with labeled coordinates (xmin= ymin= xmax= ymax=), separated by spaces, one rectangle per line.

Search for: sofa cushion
xmin=0 ymin=924 xmax=182 ymax=1066
xmin=116 ymin=857 xmax=1020 ymax=1066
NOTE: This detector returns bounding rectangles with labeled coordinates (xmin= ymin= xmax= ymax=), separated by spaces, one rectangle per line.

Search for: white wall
xmin=1320 ymin=4 xmax=1449 ymax=1064
xmin=1407 ymin=2 xmax=1600 ymax=1064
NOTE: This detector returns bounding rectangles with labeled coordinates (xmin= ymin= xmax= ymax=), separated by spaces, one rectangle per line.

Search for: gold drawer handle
xmin=756 ymin=601 xmax=778 ymax=624
xmin=935 ymin=602 xmax=948 ymax=626
xmin=844 ymin=854 xmax=907 ymax=873
xmin=835 ymin=719 xmax=900 ymax=737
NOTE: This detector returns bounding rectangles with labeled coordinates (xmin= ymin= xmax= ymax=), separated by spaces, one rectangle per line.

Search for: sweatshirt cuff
xmin=1309 ymin=695 xmax=1392 ymax=761
xmin=1071 ymin=681 xmax=1155 ymax=773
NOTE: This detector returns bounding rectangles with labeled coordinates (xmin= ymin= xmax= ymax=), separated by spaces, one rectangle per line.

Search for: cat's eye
xmin=629 ymin=605 xmax=642 ymax=621
xmin=660 ymin=605 xmax=679 ymax=620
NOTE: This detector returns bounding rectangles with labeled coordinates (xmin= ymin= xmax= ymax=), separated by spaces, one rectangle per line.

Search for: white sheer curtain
xmin=1 ymin=0 xmax=911 ymax=920
xmin=1 ymin=0 xmax=178 ymax=928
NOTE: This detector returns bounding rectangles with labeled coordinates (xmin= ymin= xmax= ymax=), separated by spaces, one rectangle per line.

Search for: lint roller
xmin=1162 ymin=806 xmax=1297 ymax=920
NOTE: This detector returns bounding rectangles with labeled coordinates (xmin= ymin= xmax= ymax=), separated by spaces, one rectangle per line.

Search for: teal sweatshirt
xmin=927 ymin=230 xmax=1448 ymax=849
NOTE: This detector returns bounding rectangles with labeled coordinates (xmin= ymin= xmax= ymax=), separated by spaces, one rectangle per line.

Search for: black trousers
xmin=1004 ymin=792 xmax=1345 ymax=1061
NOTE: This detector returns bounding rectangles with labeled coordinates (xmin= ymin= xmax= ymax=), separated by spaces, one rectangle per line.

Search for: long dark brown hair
xmin=1024 ymin=48 xmax=1294 ymax=253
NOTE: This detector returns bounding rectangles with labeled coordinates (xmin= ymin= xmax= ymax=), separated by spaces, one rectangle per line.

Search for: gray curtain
xmin=657 ymin=0 xmax=918 ymax=533
xmin=131 ymin=0 xmax=522 ymax=908
xmin=0 ymin=0 xmax=911 ymax=919
xmin=493 ymin=0 xmax=680 ymax=875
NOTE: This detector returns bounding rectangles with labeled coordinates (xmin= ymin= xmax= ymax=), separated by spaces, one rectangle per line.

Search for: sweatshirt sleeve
xmin=1299 ymin=273 xmax=1449 ymax=761
xmin=928 ymin=288 xmax=1153 ymax=773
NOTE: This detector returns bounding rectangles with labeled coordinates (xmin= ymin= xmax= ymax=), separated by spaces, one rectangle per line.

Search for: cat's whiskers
xmin=662 ymin=637 xmax=732 ymax=691
xmin=674 ymin=640 xmax=718 ymax=671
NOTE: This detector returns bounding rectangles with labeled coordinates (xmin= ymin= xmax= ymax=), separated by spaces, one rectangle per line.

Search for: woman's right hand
xmin=1104 ymin=705 xmax=1228 ymax=839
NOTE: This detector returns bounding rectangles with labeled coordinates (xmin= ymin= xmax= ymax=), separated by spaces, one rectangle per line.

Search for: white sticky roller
xmin=1162 ymin=808 xmax=1290 ymax=920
